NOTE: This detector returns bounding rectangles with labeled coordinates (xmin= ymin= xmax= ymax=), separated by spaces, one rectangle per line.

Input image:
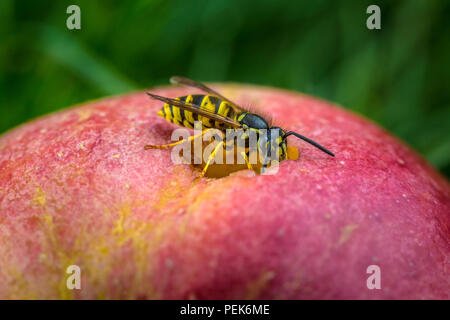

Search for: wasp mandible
xmin=145 ymin=76 xmax=334 ymax=177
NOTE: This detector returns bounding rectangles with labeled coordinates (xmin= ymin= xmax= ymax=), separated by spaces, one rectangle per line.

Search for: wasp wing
xmin=147 ymin=92 xmax=242 ymax=128
xmin=170 ymin=76 xmax=246 ymax=113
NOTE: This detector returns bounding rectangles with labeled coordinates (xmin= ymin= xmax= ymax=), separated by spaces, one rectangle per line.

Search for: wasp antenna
xmin=285 ymin=131 xmax=335 ymax=157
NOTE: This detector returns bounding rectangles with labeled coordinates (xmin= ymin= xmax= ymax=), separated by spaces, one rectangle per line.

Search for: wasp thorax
xmin=238 ymin=113 xmax=269 ymax=129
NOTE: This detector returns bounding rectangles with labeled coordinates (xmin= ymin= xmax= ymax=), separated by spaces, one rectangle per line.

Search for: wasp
xmin=145 ymin=76 xmax=334 ymax=177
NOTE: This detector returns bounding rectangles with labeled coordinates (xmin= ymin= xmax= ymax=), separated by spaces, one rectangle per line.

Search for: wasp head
xmin=258 ymin=126 xmax=288 ymax=172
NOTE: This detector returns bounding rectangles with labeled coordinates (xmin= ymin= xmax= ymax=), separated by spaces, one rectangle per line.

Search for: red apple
xmin=0 ymin=84 xmax=448 ymax=299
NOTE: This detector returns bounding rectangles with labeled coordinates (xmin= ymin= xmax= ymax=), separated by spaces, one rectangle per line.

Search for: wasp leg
xmin=200 ymin=141 xmax=224 ymax=178
xmin=240 ymin=151 xmax=253 ymax=171
xmin=144 ymin=129 xmax=210 ymax=149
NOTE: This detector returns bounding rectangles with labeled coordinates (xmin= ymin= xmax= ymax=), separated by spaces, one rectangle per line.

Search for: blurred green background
xmin=1 ymin=0 xmax=449 ymax=177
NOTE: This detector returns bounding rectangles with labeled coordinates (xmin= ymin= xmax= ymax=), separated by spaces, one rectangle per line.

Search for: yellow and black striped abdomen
xmin=157 ymin=94 xmax=235 ymax=129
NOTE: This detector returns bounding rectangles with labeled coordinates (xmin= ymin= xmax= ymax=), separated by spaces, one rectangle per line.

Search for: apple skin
xmin=0 ymin=84 xmax=448 ymax=299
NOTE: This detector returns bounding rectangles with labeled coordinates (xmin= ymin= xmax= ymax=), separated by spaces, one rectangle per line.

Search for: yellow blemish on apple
xmin=32 ymin=186 xmax=46 ymax=206
xmin=112 ymin=203 xmax=131 ymax=237
xmin=78 ymin=142 xmax=86 ymax=151
xmin=5 ymin=267 xmax=37 ymax=299
xmin=245 ymin=271 xmax=276 ymax=299
xmin=152 ymin=167 xmax=193 ymax=212
xmin=38 ymin=213 xmax=74 ymax=299
xmin=281 ymin=271 xmax=303 ymax=298
xmin=107 ymin=202 xmax=174 ymax=298
xmin=96 ymin=242 xmax=110 ymax=256
xmin=77 ymin=109 xmax=91 ymax=122
xmin=337 ymin=224 xmax=359 ymax=246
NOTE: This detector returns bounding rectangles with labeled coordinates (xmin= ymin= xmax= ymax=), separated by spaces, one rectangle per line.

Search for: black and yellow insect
xmin=145 ymin=76 xmax=334 ymax=177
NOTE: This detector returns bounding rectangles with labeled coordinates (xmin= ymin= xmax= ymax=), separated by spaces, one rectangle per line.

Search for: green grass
xmin=1 ymin=0 xmax=449 ymax=177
